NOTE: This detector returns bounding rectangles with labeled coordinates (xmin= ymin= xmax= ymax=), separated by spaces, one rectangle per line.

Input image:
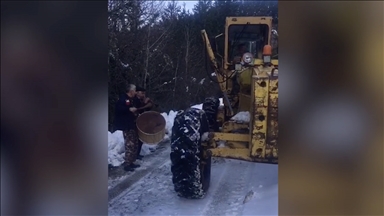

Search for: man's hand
xmin=144 ymin=97 xmax=151 ymax=104
xmin=129 ymin=107 xmax=137 ymax=112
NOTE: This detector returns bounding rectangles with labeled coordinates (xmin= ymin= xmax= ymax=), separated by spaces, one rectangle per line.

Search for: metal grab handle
xmin=222 ymin=93 xmax=234 ymax=115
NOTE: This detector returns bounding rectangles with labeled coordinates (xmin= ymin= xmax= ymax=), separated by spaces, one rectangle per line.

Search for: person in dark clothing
xmin=113 ymin=84 xmax=141 ymax=172
xmin=135 ymin=86 xmax=154 ymax=160
xmin=233 ymin=43 xmax=249 ymax=63
xmin=136 ymin=86 xmax=153 ymax=114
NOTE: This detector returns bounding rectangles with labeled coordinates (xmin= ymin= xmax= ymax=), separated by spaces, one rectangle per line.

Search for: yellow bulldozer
xmin=169 ymin=16 xmax=278 ymax=199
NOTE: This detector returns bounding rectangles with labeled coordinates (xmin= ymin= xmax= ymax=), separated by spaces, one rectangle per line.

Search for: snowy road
xmin=108 ymin=143 xmax=278 ymax=216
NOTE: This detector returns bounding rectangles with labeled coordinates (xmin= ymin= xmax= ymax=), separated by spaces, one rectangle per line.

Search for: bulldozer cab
xmin=225 ymin=17 xmax=272 ymax=68
xmin=208 ymin=17 xmax=274 ymax=70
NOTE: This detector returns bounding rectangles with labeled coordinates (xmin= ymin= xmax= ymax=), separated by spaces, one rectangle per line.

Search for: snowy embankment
xmin=108 ymin=98 xmax=252 ymax=167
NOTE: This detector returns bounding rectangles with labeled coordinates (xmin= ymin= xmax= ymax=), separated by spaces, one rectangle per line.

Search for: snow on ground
xmin=109 ymin=158 xmax=278 ymax=216
xmin=199 ymin=78 xmax=205 ymax=85
xmin=191 ymin=98 xmax=224 ymax=110
xmin=108 ymin=131 xmax=161 ymax=167
xmin=161 ymin=110 xmax=178 ymax=139
xmin=231 ymin=111 xmax=251 ymax=122
xmin=191 ymin=103 xmax=203 ymax=110
xmin=108 ymin=131 xmax=125 ymax=167
xmin=108 ymin=143 xmax=170 ymax=190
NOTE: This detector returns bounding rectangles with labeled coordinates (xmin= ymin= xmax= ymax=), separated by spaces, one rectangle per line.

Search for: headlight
xmin=242 ymin=52 xmax=254 ymax=64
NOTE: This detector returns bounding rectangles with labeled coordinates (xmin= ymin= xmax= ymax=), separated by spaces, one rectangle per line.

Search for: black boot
xmin=130 ymin=163 xmax=140 ymax=168
xmin=123 ymin=165 xmax=134 ymax=172
xmin=137 ymin=141 xmax=143 ymax=158
xmin=122 ymin=162 xmax=134 ymax=171
xmin=137 ymin=155 xmax=144 ymax=160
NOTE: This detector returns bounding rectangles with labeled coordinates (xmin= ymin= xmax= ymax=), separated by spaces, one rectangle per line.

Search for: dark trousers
xmin=137 ymin=139 xmax=143 ymax=157
xmin=123 ymin=129 xmax=138 ymax=164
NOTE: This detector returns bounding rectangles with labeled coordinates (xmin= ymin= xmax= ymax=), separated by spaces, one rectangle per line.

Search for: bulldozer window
xmin=228 ymin=24 xmax=270 ymax=63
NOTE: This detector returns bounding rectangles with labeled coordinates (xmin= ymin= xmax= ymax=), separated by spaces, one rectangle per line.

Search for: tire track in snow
xmin=108 ymin=157 xmax=262 ymax=216
xmin=109 ymin=160 xmax=174 ymax=216
xmin=199 ymin=160 xmax=230 ymax=214
xmin=108 ymin=143 xmax=171 ymax=200
xmin=109 ymin=157 xmax=235 ymax=216
xmin=201 ymin=159 xmax=252 ymax=216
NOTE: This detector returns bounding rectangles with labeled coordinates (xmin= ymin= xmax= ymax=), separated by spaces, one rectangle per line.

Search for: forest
xmin=108 ymin=0 xmax=278 ymax=130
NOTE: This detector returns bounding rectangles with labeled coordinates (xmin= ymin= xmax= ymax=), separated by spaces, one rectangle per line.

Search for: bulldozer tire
xmin=170 ymin=108 xmax=211 ymax=199
xmin=200 ymin=151 xmax=211 ymax=193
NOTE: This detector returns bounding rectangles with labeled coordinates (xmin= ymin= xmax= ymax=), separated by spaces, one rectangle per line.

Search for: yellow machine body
xmin=201 ymin=16 xmax=278 ymax=164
